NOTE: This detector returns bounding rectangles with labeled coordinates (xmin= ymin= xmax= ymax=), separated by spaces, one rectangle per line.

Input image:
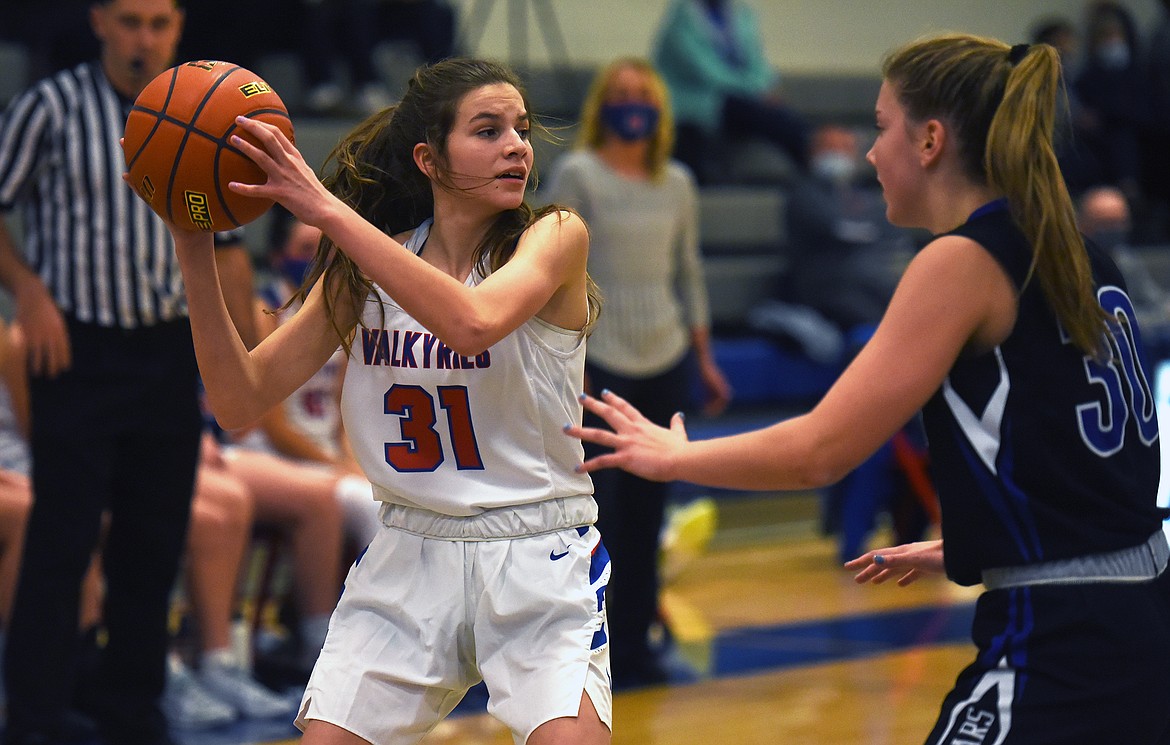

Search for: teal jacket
xmin=652 ymin=0 xmax=778 ymax=133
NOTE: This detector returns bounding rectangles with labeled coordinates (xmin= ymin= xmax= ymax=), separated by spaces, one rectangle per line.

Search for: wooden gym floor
xmin=178 ymin=485 xmax=978 ymax=745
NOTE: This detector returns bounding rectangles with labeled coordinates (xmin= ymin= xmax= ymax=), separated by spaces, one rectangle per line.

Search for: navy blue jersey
xmin=922 ymin=200 xmax=1167 ymax=586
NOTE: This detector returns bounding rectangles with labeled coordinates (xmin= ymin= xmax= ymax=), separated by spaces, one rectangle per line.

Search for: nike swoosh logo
xmin=550 ymin=549 xmax=570 ymax=560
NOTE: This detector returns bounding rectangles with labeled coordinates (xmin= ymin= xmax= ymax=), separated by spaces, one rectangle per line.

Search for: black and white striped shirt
xmin=0 ymin=61 xmax=242 ymax=329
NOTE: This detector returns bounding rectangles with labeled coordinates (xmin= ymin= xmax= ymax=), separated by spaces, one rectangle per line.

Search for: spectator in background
xmin=0 ymin=2 xmax=259 ymax=743
xmin=778 ymin=123 xmax=914 ymax=340
xmin=215 ymin=208 xmax=382 ymax=688
xmin=1029 ymin=14 xmax=1100 ymax=198
xmin=747 ymin=123 xmax=918 ymax=365
xmin=1076 ymin=185 xmax=1170 ymax=361
xmin=749 ymin=122 xmax=926 ymax=563
xmin=1030 ymin=15 xmax=1079 ymax=63
xmin=544 ymin=57 xmax=731 ymax=689
xmin=1072 ymin=1 xmax=1150 ymax=204
xmin=0 ymin=319 xmax=293 ymax=733
xmin=0 ymin=318 xmax=38 ymax=718
xmin=1079 ymin=184 xmax=1137 ymax=255
xmin=300 ymin=0 xmax=395 ymax=116
xmin=0 ymin=317 xmax=29 ymax=646
xmin=652 ymin=0 xmax=810 ymax=185
xmin=378 ymin=0 xmax=458 ymax=66
xmin=212 ymin=439 xmax=348 ymax=690
xmin=249 ymin=207 xmax=379 ymax=548
xmin=1141 ymin=0 xmax=1170 ymax=244
xmin=163 ymin=433 xmax=299 ymax=730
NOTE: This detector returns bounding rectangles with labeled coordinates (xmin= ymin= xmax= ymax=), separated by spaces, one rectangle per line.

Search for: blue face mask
xmin=280 ymin=258 xmax=313 ymax=287
xmin=600 ymin=102 xmax=660 ymax=142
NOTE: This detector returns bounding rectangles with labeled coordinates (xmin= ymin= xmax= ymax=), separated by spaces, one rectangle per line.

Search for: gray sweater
xmin=543 ymin=150 xmax=711 ymax=377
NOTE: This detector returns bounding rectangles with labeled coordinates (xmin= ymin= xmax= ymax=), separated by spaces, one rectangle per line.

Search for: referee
xmin=0 ymin=2 xmax=258 ymax=744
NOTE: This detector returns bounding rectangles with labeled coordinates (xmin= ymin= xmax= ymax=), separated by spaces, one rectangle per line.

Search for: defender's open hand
xmin=566 ymin=390 xmax=689 ymax=482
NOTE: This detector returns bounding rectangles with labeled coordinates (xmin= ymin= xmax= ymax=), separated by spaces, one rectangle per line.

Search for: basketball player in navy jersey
xmin=138 ymin=58 xmax=614 ymax=745
xmin=569 ymin=34 xmax=1170 ymax=743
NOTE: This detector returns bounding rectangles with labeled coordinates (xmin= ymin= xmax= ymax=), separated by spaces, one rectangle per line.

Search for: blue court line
xmin=708 ymin=602 xmax=974 ymax=678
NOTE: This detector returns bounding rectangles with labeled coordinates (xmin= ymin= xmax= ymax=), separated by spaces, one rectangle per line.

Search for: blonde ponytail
xmin=884 ymin=34 xmax=1108 ymax=357
xmin=986 ymin=43 xmax=1107 ymax=356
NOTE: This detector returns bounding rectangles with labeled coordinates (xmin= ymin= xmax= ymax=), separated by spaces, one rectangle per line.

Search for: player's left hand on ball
xmin=119 ymin=163 xmax=207 ymax=248
xmin=227 ymin=116 xmax=336 ymax=229
xmin=565 ymin=389 xmax=689 ymax=482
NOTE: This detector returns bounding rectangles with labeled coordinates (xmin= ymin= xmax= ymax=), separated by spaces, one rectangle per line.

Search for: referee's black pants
xmin=3 ymin=319 xmax=202 ymax=744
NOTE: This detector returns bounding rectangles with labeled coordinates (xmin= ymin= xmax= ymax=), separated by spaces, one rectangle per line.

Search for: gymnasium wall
xmin=449 ymin=0 xmax=1162 ymax=75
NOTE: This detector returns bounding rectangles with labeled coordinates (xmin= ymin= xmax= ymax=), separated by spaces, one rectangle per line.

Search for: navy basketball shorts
xmin=925 ymin=569 xmax=1170 ymax=744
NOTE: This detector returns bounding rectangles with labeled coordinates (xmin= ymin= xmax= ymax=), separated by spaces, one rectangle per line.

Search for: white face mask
xmin=811 ymin=152 xmax=857 ymax=184
xmin=1096 ymin=39 xmax=1131 ymax=69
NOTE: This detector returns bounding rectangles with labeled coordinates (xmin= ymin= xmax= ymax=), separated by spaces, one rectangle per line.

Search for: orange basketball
xmin=123 ymin=60 xmax=295 ymax=232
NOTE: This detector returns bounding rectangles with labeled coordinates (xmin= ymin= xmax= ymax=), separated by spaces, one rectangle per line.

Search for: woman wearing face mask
xmin=544 ymin=57 xmax=731 ymax=690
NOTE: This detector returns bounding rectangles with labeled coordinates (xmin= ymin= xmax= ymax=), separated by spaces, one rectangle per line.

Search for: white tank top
xmin=340 ymin=220 xmax=594 ymax=517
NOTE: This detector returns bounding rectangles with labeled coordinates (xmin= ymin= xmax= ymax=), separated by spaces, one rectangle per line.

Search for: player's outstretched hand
xmin=844 ymin=539 xmax=944 ymax=587
xmin=565 ymin=390 xmax=689 ymax=482
xmin=227 ymin=116 xmax=338 ymax=230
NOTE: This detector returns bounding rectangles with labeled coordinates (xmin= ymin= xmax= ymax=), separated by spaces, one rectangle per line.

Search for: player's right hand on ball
xmin=227 ymin=117 xmax=339 ymax=232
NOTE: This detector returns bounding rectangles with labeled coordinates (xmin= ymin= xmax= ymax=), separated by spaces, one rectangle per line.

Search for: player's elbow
xmin=805 ymin=459 xmax=853 ymax=491
xmin=205 ymin=397 xmax=261 ymax=432
xmin=211 ymin=410 xmax=251 ymax=432
xmin=790 ymin=441 xmax=856 ymax=491
xmin=438 ymin=315 xmax=499 ymax=358
xmin=442 ymin=336 xmax=492 ymax=359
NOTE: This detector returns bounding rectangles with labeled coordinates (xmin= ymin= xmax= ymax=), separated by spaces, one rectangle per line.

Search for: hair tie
xmin=1008 ymin=43 xmax=1031 ymax=66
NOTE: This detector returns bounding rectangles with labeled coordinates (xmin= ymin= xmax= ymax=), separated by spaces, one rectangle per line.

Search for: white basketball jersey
xmin=341 ymin=220 xmax=594 ymax=516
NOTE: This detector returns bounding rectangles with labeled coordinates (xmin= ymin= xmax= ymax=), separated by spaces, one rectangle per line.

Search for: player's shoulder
xmin=909 ymin=233 xmax=1002 ymax=279
xmin=529 ymin=206 xmax=587 ymax=239
xmin=518 ymin=208 xmax=589 ymax=260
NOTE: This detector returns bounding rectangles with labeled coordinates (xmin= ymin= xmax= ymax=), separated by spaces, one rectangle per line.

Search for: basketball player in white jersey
xmin=143 ymin=57 xmax=612 ymax=745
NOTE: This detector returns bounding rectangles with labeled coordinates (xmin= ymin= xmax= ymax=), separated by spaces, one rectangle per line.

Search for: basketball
xmin=123 ymin=60 xmax=295 ymax=232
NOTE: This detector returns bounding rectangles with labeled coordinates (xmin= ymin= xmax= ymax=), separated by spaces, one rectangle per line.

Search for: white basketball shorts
xmin=296 ymin=519 xmax=612 ymax=744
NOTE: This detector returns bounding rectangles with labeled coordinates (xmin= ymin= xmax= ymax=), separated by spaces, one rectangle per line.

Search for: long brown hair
xmin=883 ymin=34 xmax=1108 ymax=357
xmin=293 ymin=57 xmax=602 ymax=343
